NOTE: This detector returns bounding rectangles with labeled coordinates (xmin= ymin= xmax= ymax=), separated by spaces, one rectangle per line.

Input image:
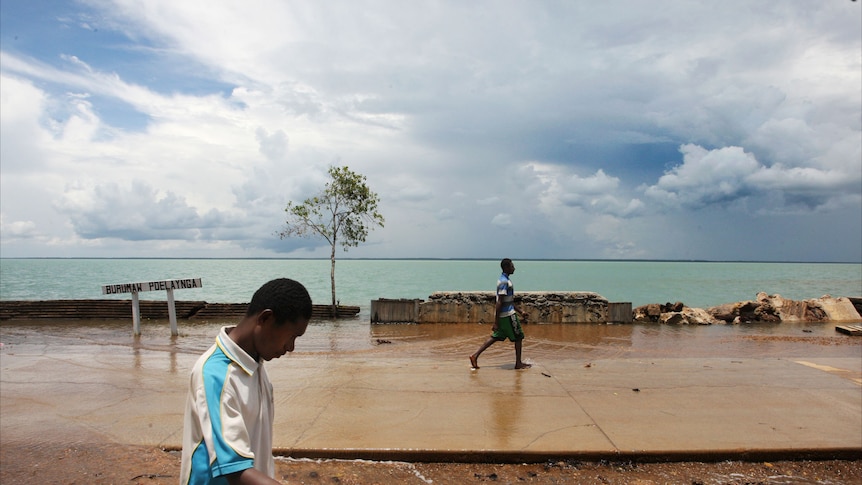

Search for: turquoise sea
xmin=1 ymin=259 xmax=860 ymax=319
xmin=2 ymin=258 xmax=860 ymax=359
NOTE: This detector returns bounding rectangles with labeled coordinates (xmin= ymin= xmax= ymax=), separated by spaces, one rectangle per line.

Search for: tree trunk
xmin=330 ymin=242 xmax=337 ymax=317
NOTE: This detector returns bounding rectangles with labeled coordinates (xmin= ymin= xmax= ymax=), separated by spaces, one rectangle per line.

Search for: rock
xmin=660 ymin=312 xmax=685 ymax=324
xmin=632 ymin=303 xmax=661 ymax=323
xmin=810 ymin=295 xmax=862 ymax=322
xmin=642 ymin=293 xmax=861 ymax=325
xmin=753 ymin=300 xmax=781 ymax=322
xmin=659 ymin=307 xmax=721 ymax=325
xmin=706 ymin=298 xmax=779 ymax=323
xmin=688 ymin=307 xmax=722 ymax=325
xmin=707 ymin=303 xmax=737 ymax=323
xmin=762 ymin=294 xmax=810 ymax=322
xmin=748 ymin=293 xmax=859 ymax=322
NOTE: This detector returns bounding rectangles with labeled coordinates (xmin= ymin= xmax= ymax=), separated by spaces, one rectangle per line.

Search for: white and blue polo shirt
xmin=180 ymin=326 xmax=275 ymax=485
xmin=497 ymin=272 xmax=515 ymax=317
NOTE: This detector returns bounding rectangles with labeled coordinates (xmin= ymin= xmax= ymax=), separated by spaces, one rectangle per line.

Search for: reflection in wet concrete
xmin=490 ymin=371 xmax=523 ymax=448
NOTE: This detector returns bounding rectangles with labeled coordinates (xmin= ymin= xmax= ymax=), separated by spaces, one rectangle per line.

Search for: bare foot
xmin=469 ymin=355 xmax=479 ymax=369
xmin=514 ymin=362 xmax=531 ymax=369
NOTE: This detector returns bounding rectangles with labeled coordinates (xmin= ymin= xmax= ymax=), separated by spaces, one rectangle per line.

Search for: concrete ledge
xmin=265 ymin=447 xmax=862 ymax=465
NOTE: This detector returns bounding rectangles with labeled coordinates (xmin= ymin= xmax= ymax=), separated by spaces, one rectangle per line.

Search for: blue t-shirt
xmin=497 ymin=272 xmax=515 ymax=317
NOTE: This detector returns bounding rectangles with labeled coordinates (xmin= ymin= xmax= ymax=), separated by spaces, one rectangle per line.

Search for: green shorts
xmin=492 ymin=314 xmax=525 ymax=342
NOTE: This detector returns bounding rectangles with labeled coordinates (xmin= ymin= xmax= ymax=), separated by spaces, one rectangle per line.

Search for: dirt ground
xmin=1 ymin=441 xmax=860 ymax=485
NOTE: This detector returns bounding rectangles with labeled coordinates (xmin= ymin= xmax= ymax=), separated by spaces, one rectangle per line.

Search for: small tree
xmin=278 ymin=165 xmax=385 ymax=316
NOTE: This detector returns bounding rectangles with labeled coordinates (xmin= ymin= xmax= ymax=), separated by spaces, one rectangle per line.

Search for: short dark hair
xmin=500 ymin=258 xmax=512 ymax=270
xmin=246 ymin=278 xmax=312 ymax=325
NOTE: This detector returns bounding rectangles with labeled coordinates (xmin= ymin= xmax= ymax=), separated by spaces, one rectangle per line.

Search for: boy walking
xmin=180 ymin=278 xmax=312 ymax=485
xmin=470 ymin=258 xmax=531 ymax=370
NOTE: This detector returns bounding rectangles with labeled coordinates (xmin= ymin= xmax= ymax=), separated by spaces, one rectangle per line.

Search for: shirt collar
xmin=215 ymin=326 xmax=259 ymax=376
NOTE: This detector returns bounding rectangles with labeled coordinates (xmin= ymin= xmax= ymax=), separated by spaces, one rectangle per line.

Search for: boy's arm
xmin=227 ymin=467 xmax=281 ymax=485
xmin=493 ymin=295 xmax=501 ymax=331
xmin=514 ymin=301 xmax=526 ymax=321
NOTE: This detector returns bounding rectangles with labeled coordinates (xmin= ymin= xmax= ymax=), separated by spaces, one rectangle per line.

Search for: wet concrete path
xmin=1 ymin=320 xmax=860 ymax=462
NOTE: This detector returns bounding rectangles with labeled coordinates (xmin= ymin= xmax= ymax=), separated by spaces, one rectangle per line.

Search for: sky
xmin=1 ymin=1 xmax=860 ymax=262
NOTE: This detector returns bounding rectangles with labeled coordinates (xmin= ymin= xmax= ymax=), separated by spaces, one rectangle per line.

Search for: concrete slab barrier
xmin=372 ymin=291 xmax=626 ymax=324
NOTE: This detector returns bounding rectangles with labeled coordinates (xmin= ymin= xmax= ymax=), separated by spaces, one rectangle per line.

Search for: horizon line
xmin=1 ymin=257 xmax=859 ymax=264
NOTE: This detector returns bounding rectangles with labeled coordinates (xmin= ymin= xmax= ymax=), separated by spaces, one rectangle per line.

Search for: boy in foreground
xmin=470 ymin=258 xmax=531 ymax=370
xmin=180 ymin=278 xmax=312 ymax=485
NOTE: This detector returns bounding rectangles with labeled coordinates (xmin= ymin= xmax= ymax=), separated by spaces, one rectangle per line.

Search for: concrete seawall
xmin=372 ymin=291 xmax=633 ymax=324
xmin=0 ymin=300 xmax=360 ymax=321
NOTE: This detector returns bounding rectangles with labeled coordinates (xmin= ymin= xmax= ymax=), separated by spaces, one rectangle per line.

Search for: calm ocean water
xmin=1 ymin=258 xmax=860 ymax=358
xmin=1 ymin=259 xmax=860 ymax=318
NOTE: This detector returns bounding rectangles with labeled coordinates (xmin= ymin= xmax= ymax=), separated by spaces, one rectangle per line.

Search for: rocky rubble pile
xmin=633 ymin=292 xmax=862 ymax=325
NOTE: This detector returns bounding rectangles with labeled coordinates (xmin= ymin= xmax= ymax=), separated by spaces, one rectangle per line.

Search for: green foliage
xmin=279 ymin=166 xmax=384 ymax=248
xmin=278 ymin=166 xmax=384 ymax=314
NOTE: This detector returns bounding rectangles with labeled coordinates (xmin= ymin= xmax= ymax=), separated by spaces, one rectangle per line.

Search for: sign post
xmin=101 ymin=278 xmax=203 ymax=336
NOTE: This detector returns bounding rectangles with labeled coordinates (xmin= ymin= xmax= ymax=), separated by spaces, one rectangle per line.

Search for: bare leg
xmin=470 ymin=337 xmax=497 ymax=369
xmin=514 ymin=340 xmax=531 ymax=369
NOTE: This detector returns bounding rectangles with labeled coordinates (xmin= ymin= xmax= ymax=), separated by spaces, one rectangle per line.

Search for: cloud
xmin=256 ymin=127 xmax=289 ymax=162
xmin=491 ymin=213 xmax=512 ymax=227
xmin=523 ymin=162 xmax=645 ymax=218
xmin=0 ymin=216 xmax=38 ymax=239
xmin=644 ymin=145 xmax=759 ymax=208
xmin=583 ymin=216 xmax=647 ymax=260
xmin=644 ymin=144 xmax=861 ymax=212
xmin=0 ymin=1 xmax=859 ymax=261
xmin=388 ymin=185 xmax=434 ymax=203
xmin=59 ymin=181 xmax=208 ymax=240
xmin=436 ymin=208 xmax=454 ymax=220
xmin=0 ymin=74 xmax=52 ymax=172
